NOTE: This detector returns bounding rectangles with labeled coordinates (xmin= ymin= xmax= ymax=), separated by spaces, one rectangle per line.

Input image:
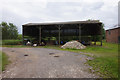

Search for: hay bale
xmin=61 ymin=41 xmax=86 ymax=49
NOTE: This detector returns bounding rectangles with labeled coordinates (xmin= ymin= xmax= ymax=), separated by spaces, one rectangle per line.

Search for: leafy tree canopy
xmin=0 ymin=22 xmax=18 ymax=39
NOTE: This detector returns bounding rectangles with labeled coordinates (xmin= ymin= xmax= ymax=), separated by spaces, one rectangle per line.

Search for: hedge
xmin=2 ymin=40 xmax=22 ymax=45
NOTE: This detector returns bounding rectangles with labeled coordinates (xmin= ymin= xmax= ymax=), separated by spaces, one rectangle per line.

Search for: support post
xmin=39 ymin=26 xmax=42 ymax=45
xmin=97 ymin=24 xmax=103 ymax=46
xmin=58 ymin=25 xmax=61 ymax=45
xmin=22 ymin=26 xmax=24 ymax=45
xmin=101 ymin=38 xmax=102 ymax=46
xmin=101 ymin=26 xmax=103 ymax=46
xmin=79 ymin=24 xmax=81 ymax=42
xmin=56 ymin=25 xmax=64 ymax=45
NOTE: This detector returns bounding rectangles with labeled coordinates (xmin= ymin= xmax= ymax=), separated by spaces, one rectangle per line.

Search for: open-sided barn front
xmin=22 ymin=21 xmax=103 ymax=46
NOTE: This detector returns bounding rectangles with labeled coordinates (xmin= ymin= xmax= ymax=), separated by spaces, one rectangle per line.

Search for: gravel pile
xmin=61 ymin=41 xmax=86 ymax=49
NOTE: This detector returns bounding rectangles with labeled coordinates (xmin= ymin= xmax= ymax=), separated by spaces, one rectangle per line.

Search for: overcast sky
xmin=0 ymin=0 xmax=119 ymax=34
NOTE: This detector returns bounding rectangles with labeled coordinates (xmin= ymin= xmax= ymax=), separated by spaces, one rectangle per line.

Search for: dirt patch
xmin=2 ymin=47 xmax=99 ymax=78
xmin=49 ymin=53 xmax=55 ymax=55
xmin=24 ymin=54 xmax=28 ymax=56
xmin=11 ymin=50 xmax=14 ymax=52
xmin=54 ymin=55 xmax=59 ymax=57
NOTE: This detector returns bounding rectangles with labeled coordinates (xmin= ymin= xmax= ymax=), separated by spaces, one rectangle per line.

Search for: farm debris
xmin=33 ymin=44 xmax=37 ymax=47
xmin=61 ymin=41 xmax=86 ymax=49
xmin=26 ymin=41 xmax=31 ymax=46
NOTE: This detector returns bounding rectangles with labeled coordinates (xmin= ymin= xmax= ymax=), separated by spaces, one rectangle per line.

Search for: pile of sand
xmin=61 ymin=41 xmax=86 ymax=49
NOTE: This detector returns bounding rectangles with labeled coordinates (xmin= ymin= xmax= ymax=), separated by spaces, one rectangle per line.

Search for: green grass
xmin=0 ymin=51 xmax=1 ymax=71
xmin=2 ymin=45 xmax=29 ymax=48
xmin=2 ymin=41 xmax=119 ymax=78
xmin=2 ymin=39 xmax=22 ymax=45
xmin=0 ymin=51 xmax=10 ymax=71
xmin=87 ymin=56 xmax=118 ymax=78
xmin=81 ymin=42 xmax=118 ymax=78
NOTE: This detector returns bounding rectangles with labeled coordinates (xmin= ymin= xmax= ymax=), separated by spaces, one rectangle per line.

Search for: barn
xmin=22 ymin=20 xmax=103 ymax=46
xmin=106 ymin=26 xmax=120 ymax=43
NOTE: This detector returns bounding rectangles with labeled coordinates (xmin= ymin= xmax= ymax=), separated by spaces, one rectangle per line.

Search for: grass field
xmin=0 ymin=51 xmax=10 ymax=71
xmin=83 ymin=43 xmax=118 ymax=78
xmin=2 ymin=40 xmax=22 ymax=45
xmin=2 ymin=41 xmax=119 ymax=78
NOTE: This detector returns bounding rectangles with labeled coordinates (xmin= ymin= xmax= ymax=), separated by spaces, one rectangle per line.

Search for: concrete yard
xmin=1 ymin=47 xmax=98 ymax=78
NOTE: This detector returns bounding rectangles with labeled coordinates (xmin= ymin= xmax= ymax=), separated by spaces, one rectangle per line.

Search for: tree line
xmin=0 ymin=22 xmax=18 ymax=40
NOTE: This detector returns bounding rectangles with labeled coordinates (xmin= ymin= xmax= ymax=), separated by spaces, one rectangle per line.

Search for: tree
xmin=102 ymin=23 xmax=106 ymax=39
xmin=8 ymin=23 xmax=18 ymax=39
xmin=1 ymin=22 xmax=18 ymax=39
xmin=1 ymin=22 xmax=9 ymax=39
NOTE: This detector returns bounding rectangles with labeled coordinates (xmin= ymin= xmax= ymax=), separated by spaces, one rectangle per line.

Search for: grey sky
xmin=0 ymin=0 xmax=119 ymax=34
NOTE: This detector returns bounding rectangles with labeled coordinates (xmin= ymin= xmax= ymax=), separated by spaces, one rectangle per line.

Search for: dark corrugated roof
xmin=23 ymin=20 xmax=102 ymax=26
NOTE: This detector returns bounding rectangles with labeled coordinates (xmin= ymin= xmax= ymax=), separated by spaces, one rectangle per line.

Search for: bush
xmin=2 ymin=40 xmax=22 ymax=45
xmin=17 ymin=34 xmax=22 ymax=40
